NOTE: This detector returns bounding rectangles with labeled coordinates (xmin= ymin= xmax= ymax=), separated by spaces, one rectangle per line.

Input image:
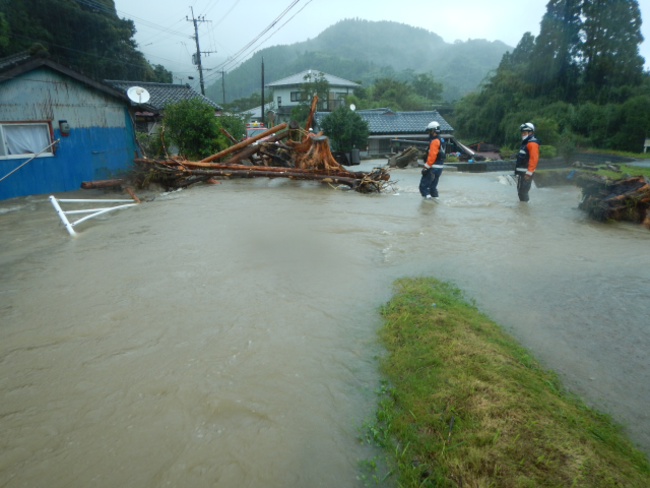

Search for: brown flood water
xmin=1 ymin=161 xmax=649 ymax=487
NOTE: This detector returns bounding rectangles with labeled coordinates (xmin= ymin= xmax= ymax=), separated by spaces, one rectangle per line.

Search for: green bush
xmin=539 ymin=145 xmax=557 ymax=158
xmin=136 ymin=127 xmax=171 ymax=159
xmin=319 ymin=106 xmax=370 ymax=152
xmin=163 ymin=98 xmax=232 ymax=160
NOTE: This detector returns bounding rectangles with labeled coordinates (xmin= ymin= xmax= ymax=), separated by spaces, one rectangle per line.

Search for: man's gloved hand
xmin=421 ymin=167 xmax=430 ymax=176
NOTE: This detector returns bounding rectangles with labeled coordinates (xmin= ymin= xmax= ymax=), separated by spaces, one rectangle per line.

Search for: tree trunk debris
xmin=576 ymin=173 xmax=650 ymax=229
xmin=388 ymin=146 xmax=422 ymax=168
xmin=80 ymin=178 xmax=125 ymax=189
xmin=130 ymin=94 xmax=393 ymax=193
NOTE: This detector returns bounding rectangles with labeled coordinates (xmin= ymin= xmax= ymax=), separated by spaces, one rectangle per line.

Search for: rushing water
xmin=1 ymin=161 xmax=649 ymax=487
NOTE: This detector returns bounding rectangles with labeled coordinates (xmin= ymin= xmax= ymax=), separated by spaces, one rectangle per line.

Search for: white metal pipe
xmin=64 ymin=207 xmax=130 ymax=215
xmin=49 ymin=196 xmax=77 ymax=236
xmin=57 ymin=199 xmax=134 ymax=203
xmin=70 ymin=204 xmax=137 ymax=227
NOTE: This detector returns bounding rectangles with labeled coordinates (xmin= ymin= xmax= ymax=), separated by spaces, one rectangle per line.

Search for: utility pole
xmin=186 ymin=7 xmax=216 ymax=95
xmin=261 ymin=57 xmax=265 ymax=127
xmin=221 ymin=70 xmax=226 ymax=105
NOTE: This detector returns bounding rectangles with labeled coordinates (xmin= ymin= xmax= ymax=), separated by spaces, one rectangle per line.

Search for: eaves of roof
xmin=106 ymin=80 xmax=222 ymax=111
xmin=266 ymin=69 xmax=360 ymax=89
xmin=0 ymin=55 xmax=130 ymax=103
xmin=314 ymin=110 xmax=454 ymax=134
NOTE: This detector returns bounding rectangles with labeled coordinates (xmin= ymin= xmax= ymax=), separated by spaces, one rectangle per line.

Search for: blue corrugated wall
xmin=0 ymin=113 xmax=137 ymax=200
xmin=0 ymin=68 xmax=138 ymax=201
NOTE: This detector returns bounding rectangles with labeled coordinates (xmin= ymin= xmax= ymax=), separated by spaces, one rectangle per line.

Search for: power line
xmin=222 ymin=0 xmax=314 ymax=72
xmin=73 ymin=0 xmax=191 ymax=39
xmin=212 ymin=0 xmax=242 ymax=28
xmin=203 ymin=0 xmax=313 ymax=87
xmin=212 ymin=0 xmax=301 ymax=72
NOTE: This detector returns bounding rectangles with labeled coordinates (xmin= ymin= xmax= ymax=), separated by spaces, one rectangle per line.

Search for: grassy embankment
xmin=534 ymin=164 xmax=650 ymax=184
xmin=361 ymin=277 xmax=650 ymax=487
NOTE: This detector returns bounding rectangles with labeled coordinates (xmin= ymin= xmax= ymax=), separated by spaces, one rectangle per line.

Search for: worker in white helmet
xmin=515 ymin=122 xmax=540 ymax=202
xmin=419 ymin=121 xmax=446 ymax=199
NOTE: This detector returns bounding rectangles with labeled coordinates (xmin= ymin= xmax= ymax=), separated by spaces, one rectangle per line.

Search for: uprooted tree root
xmin=576 ymin=173 xmax=650 ymax=228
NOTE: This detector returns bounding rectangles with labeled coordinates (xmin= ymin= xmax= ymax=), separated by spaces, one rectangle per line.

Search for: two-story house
xmin=262 ymin=70 xmax=360 ymax=124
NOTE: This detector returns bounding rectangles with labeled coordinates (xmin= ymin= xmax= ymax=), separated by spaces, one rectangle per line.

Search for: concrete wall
xmin=0 ymin=68 xmax=137 ymax=200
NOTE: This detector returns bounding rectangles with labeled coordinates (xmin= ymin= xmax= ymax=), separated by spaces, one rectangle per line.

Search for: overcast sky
xmin=113 ymin=0 xmax=650 ymax=90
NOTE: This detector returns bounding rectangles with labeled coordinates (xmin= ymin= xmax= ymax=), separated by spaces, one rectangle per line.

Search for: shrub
xmin=319 ymin=106 xmax=370 ymax=152
xmin=539 ymin=145 xmax=557 ymax=158
xmin=163 ymin=98 xmax=225 ymax=160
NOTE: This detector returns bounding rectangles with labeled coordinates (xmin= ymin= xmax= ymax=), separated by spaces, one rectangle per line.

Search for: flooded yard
xmin=1 ymin=161 xmax=649 ymax=487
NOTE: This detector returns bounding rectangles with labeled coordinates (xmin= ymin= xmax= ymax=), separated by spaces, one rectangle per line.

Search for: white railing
xmin=49 ymin=194 xmax=140 ymax=236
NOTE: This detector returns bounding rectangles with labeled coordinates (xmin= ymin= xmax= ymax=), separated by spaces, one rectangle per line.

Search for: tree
xmin=0 ymin=12 xmax=8 ymax=50
xmin=298 ymin=71 xmax=331 ymax=111
xmin=319 ymin=106 xmax=369 ymax=152
xmin=454 ymin=0 xmax=648 ymax=153
xmin=222 ymin=92 xmax=272 ymax=114
xmin=0 ymin=0 xmax=172 ymax=82
xmin=528 ymin=0 xmax=582 ymax=101
xmin=163 ymin=98 xmax=226 ymax=160
xmin=411 ymin=72 xmax=443 ymax=102
xmin=372 ymin=77 xmax=413 ymax=110
xmin=581 ymin=0 xmax=645 ymax=103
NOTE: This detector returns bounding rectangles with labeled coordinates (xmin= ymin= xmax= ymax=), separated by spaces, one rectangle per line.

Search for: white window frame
xmin=0 ymin=121 xmax=54 ymax=160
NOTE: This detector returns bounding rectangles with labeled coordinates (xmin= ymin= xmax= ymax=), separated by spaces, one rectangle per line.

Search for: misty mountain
xmin=205 ymin=19 xmax=511 ymax=104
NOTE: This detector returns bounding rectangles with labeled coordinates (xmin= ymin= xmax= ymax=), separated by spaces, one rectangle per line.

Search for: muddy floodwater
xmin=1 ymin=161 xmax=649 ymax=487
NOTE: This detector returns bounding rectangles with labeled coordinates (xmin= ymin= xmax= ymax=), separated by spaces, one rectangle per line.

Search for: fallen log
xmin=200 ymin=122 xmax=287 ymax=163
xmin=80 ymin=178 xmax=125 ymax=189
xmin=388 ymin=146 xmax=421 ymax=168
xmin=220 ymin=127 xmax=239 ymax=145
xmin=182 ymin=169 xmax=363 ymax=189
xmin=133 ymin=158 xmax=388 ymax=180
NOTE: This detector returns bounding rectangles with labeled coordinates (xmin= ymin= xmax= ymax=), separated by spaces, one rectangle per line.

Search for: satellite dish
xmin=350 ymin=104 xmax=356 ymax=111
xmin=126 ymin=86 xmax=151 ymax=104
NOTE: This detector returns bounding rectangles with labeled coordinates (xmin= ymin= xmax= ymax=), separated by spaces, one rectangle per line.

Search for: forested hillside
xmin=207 ymin=19 xmax=510 ymax=103
xmin=455 ymin=0 xmax=649 ymax=153
xmin=0 ymin=0 xmax=171 ymax=82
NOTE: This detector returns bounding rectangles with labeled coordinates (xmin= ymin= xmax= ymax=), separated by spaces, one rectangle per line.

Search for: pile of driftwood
xmin=131 ymin=95 xmax=391 ymax=194
xmin=576 ymin=173 xmax=650 ymax=229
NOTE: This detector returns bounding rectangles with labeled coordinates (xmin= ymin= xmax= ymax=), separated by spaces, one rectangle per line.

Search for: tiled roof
xmin=314 ymin=109 xmax=453 ymax=134
xmin=106 ymin=80 xmax=222 ymax=111
xmin=0 ymin=51 xmax=32 ymax=71
xmin=266 ymin=69 xmax=360 ymax=88
xmin=239 ymin=102 xmax=275 ymax=119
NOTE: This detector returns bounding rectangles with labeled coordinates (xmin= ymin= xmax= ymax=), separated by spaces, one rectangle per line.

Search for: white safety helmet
xmin=426 ymin=121 xmax=440 ymax=132
xmin=519 ymin=122 xmax=535 ymax=132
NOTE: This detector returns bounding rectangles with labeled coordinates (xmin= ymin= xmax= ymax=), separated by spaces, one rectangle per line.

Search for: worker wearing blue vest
xmin=419 ymin=121 xmax=446 ymax=199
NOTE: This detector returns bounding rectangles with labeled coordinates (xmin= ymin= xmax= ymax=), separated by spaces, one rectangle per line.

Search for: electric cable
xmin=211 ymin=0 xmax=300 ymax=72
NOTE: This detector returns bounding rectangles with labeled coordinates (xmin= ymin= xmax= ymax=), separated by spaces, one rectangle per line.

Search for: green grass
xmin=365 ymin=277 xmax=650 ymax=488
xmin=594 ymin=164 xmax=650 ymax=179
xmin=535 ymin=164 xmax=650 ymax=180
xmin=579 ymin=148 xmax=650 ymax=160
